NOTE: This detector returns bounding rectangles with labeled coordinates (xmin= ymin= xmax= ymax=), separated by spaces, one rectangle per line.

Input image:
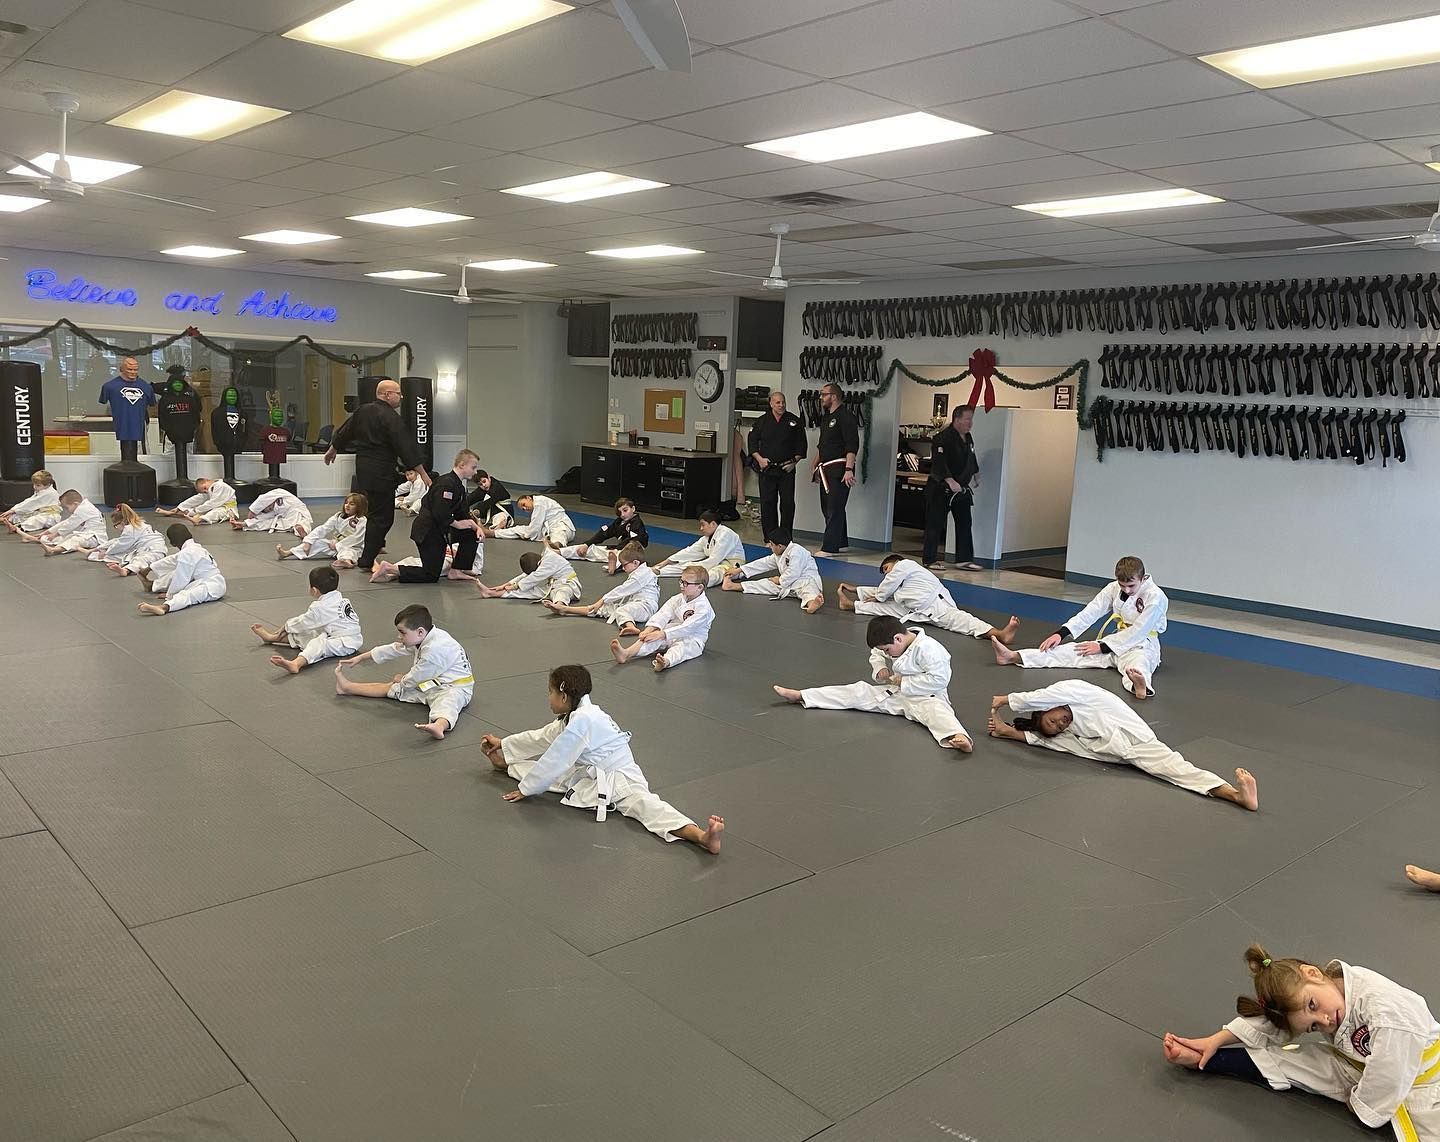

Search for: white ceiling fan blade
xmin=0 ymin=150 xmax=50 ymax=179
xmin=612 ymin=0 xmax=692 ymax=72
xmin=788 ymin=278 xmax=868 ymax=285
xmin=461 ymin=295 xmax=522 ymax=305
xmin=401 ymin=288 xmax=459 ymax=298
xmin=1298 ymin=235 xmax=1419 ymax=250
xmin=99 ymin=186 xmax=215 ymax=212
xmin=0 ymin=179 xmax=42 ymax=189
xmin=704 ymin=269 xmax=760 ymax=279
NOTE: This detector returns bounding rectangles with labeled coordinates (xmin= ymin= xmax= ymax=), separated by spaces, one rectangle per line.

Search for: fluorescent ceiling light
xmin=1201 ymin=15 xmax=1440 ymax=88
xmin=348 ymin=207 xmax=472 ymax=227
xmin=468 ymin=258 xmax=555 ymax=271
xmin=746 ymin=112 xmax=990 ymax=163
xmin=10 ymin=153 xmax=139 ymax=185
xmin=365 ymin=269 xmax=446 ymax=279
xmin=1014 ymin=188 xmax=1224 ymax=218
xmin=108 ymin=91 xmax=288 ymax=141
xmin=501 ymin=171 xmax=667 ymax=203
xmin=286 ymin=0 xmax=571 ymax=65
xmin=589 ymin=245 xmax=703 ymax=259
xmin=0 ymin=194 xmax=47 ymax=213
xmin=241 ymin=229 xmax=342 ymax=245
xmin=162 ymin=245 xmax=244 ymax=258
xmin=1426 ymin=163 xmax=1440 ymax=174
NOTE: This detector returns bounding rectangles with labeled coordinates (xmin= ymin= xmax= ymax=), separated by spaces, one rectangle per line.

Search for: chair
xmin=307 ymin=424 xmax=334 ymax=453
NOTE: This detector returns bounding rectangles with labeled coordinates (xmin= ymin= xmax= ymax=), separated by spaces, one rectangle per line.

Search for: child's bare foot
xmin=369 ymin=561 xmax=399 ymax=583
xmin=701 ymin=814 xmax=724 ymax=854
xmin=720 ymin=576 xmax=742 ymax=592
xmin=944 ymin=733 xmax=974 ymax=752
xmin=991 ymin=635 xmax=1020 ymax=665
xmin=269 ymin=654 xmax=303 ymax=674
xmin=137 ymin=601 xmax=166 ymax=616
xmin=836 ymin=583 xmax=856 ymax=611
xmin=542 ymin=599 xmax=560 ymax=611
xmin=334 ymin=663 xmax=357 ymax=695
xmin=1234 ymin=767 xmax=1259 ymax=811
xmin=1162 ymin=1034 xmax=1203 ymax=1069
xmin=652 ymin=653 xmax=668 ymax=672
xmin=107 ymin=563 xmax=130 ymax=576
xmin=617 ymin=622 xmax=641 ymax=637
xmin=275 ymin=544 xmax=288 ymax=560
xmin=803 ymin=595 xmax=823 ymax=613
xmin=332 ymin=559 xmax=355 ymax=570
xmin=993 ymin=615 xmax=1020 ymax=645
xmin=773 ymin=685 xmax=802 ymax=703
xmin=230 ymin=519 xmax=244 ymax=530
xmin=1126 ymin=667 xmax=1149 ymax=699
xmin=610 ymin=638 xmax=629 ymax=664
xmin=251 ymin=622 xmax=272 ymax=642
xmin=1405 ymin=865 xmax=1440 ymax=891
xmin=414 ymin=719 xmax=448 ymax=739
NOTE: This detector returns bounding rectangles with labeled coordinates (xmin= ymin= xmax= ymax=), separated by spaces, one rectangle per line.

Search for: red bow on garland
xmin=967 ymin=348 xmax=998 ymax=412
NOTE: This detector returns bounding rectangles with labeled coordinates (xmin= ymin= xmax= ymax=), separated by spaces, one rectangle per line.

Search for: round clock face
xmin=693 ymin=358 xmax=724 ymax=403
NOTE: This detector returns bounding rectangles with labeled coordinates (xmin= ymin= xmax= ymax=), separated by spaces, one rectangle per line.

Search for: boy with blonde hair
xmin=610 ymin=565 xmax=714 ymax=671
xmin=544 ymin=541 xmax=658 ymax=625
xmin=158 ymin=477 xmax=238 ymax=524
xmin=1 ymin=470 xmax=61 ymax=532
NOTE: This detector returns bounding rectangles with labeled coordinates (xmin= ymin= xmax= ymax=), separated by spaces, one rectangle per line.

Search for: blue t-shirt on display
xmin=98 ymin=376 xmax=155 ymax=441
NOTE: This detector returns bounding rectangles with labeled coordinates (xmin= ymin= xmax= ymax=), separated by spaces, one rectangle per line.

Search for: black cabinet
xmin=581 ymin=444 xmax=722 ymax=519
xmin=894 ymin=479 xmax=928 ymax=530
xmin=581 ymin=446 xmax=621 ymax=502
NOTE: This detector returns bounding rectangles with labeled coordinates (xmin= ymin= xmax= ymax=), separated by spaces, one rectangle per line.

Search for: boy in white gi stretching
xmin=482 ymin=493 xmax=575 ymax=546
xmin=653 ymin=509 xmax=745 ymax=586
xmin=25 ymin=490 xmax=106 ymax=555
xmin=335 ymin=603 xmax=473 ymax=739
xmin=610 ymin=564 xmax=714 ymax=671
xmin=158 ymin=477 xmax=238 ymax=525
xmin=837 ymin=553 xmax=1018 ymax=642
xmin=544 ymin=542 xmax=658 ymax=626
xmin=234 ymin=488 xmax=312 ymax=534
xmin=250 ymin=565 xmax=363 ymax=674
xmin=137 ymin=524 xmax=227 ymax=615
xmin=722 ymin=527 xmax=824 ymax=613
xmin=1 ymin=470 xmax=61 ymax=533
xmin=476 ymin=548 xmax=582 ymax=604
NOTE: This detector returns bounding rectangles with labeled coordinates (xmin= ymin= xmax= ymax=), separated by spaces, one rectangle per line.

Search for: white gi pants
xmin=508 ymin=577 xmax=582 ymax=604
xmin=54 ymin=534 xmax=103 ymax=552
xmin=16 ymin=509 xmax=61 ymax=532
xmin=167 ymin=578 xmax=226 ymax=611
xmin=502 ymin=751 xmax=693 ymax=843
xmin=1019 ymin=638 xmax=1161 ymax=693
xmin=387 ymin=679 xmax=473 ymax=726
xmin=741 ymin=575 xmax=823 ymax=607
xmin=195 ymin=505 xmax=238 ymax=524
xmin=1039 ymin=733 xmax=1223 ymax=795
xmin=854 ymin=590 xmax=992 ymax=637
xmin=596 ymin=598 xmax=656 ymax=626
xmin=557 ymin=544 xmax=613 ymax=563
xmin=286 ymin=626 xmax=362 ymax=665
xmin=630 ymin=635 xmax=705 ymax=668
xmin=657 ymin=560 xmax=739 ymax=587
xmin=800 ymin=682 xmax=968 ymax=745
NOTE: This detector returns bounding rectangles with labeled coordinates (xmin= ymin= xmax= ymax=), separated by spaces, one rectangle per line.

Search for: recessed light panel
xmin=468 ymin=259 xmax=556 ymax=271
xmin=10 ymin=154 xmax=139 ymax=185
xmin=1014 ymin=188 xmax=1223 ymax=218
xmin=1201 ymin=15 xmax=1440 ymax=88
xmin=108 ymin=91 xmax=288 ymax=141
xmin=365 ymin=269 xmax=447 ymax=279
xmin=588 ymin=245 xmax=703 ymax=259
xmin=348 ymin=207 xmax=472 ymax=227
xmin=286 ymin=0 xmax=572 ymax=65
xmin=0 ymin=194 xmax=47 ymax=213
xmin=241 ymin=230 xmax=342 ymax=245
xmin=162 ymin=246 xmax=244 ymax=258
xmin=501 ymin=172 xmax=668 ymax=203
xmin=746 ymin=112 xmax=990 ymax=164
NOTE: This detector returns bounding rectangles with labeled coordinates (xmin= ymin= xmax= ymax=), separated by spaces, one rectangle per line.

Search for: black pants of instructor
xmin=922 ymin=482 xmax=973 ymax=566
xmin=397 ymin=525 xmax=479 ymax=583
xmin=355 ymin=468 xmax=396 ymax=571
xmin=757 ymin=465 xmax=796 ymax=538
xmin=819 ymin=477 xmax=851 ymax=553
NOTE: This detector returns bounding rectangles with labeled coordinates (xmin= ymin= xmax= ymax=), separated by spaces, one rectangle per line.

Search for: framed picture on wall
xmin=932 ymin=393 xmax=949 ymax=420
xmin=1053 ymin=385 xmax=1074 ymax=410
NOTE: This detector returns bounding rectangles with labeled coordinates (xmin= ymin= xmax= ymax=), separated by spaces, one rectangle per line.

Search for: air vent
xmin=945 ymin=256 xmax=1075 ymax=271
xmin=766 ymin=191 xmax=862 ymax=208
xmin=784 ymin=223 xmax=904 ymax=242
xmin=1183 ymin=239 xmax=1320 ymax=254
xmin=1281 ymin=202 xmax=1434 ymax=226
xmin=288 ymin=257 xmax=368 ymax=266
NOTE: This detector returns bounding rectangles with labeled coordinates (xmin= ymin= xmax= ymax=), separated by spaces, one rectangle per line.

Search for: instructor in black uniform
xmin=923 ymin=404 xmax=981 ymax=570
xmin=371 ymin=449 xmax=481 ymax=583
xmin=747 ymin=390 xmax=807 ymax=538
xmin=324 ymin=378 xmax=427 ymax=571
xmin=811 ymin=382 xmax=859 ymax=555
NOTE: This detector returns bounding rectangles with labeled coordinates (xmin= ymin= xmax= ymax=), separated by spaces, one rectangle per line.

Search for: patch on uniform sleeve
xmin=1351 ymin=1025 xmax=1372 ymax=1056
xmin=442 ymin=491 xmax=453 ymax=499
xmin=1135 ymin=598 xmax=1145 ymax=612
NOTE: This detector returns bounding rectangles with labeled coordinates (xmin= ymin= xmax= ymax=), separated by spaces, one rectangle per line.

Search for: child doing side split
xmin=25 ymin=490 xmax=106 ymax=555
xmin=235 ymin=488 xmax=312 ymax=534
xmin=137 ymin=525 xmax=226 ymax=615
xmin=610 ymin=565 xmax=714 ymax=672
xmin=1 ymin=470 xmax=61 ymax=532
xmin=481 ymin=664 xmax=724 ymax=853
xmin=987 ymin=679 xmax=1258 ymax=808
xmin=556 ymin=496 xmax=649 ymax=573
xmin=90 ymin=504 xmax=166 ymax=574
xmin=774 ymin=616 xmax=972 ymax=750
xmin=335 ymin=604 xmax=473 ymax=740
xmin=250 ymin=566 xmax=363 ymax=674
xmin=158 ymin=477 xmax=238 ymax=525
xmin=837 ymin=553 xmax=1018 ymax=643
xmin=483 ymin=493 xmax=575 ymax=546
xmin=722 ymin=528 xmax=824 ymax=613
xmin=993 ymin=555 xmax=1166 ymax=698
xmin=653 ymin=509 xmax=745 ymax=586
xmin=279 ymin=493 xmax=367 ymax=567
xmin=544 ymin=542 xmax=658 ymax=625
xmin=1162 ymin=944 xmax=1440 ymax=1139
xmin=394 ymin=468 xmax=426 ymax=515
xmin=475 ymin=548 xmax=582 ymax=603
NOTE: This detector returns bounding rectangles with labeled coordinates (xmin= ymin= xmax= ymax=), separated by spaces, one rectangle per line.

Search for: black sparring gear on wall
xmin=609 ymin=311 xmax=698 ymax=345
xmin=798 ymin=345 xmax=883 ymax=386
xmin=609 ymin=348 xmax=692 ymax=379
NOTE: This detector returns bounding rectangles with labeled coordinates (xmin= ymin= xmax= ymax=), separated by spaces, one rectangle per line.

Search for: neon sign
xmin=23 ymin=268 xmax=340 ymax=324
xmin=236 ymin=290 xmax=337 ymax=324
xmin=25 ymin=268 xmax=138 ymax=307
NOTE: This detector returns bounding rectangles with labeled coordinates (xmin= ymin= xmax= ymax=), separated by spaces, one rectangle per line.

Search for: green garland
xmin=858 ymin=357 xmax=1090 ymax=480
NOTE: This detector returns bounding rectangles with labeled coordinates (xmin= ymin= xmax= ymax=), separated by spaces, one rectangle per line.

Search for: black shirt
xmin=748 ymin=410 xmax=807 ymax=469
xmin=928 ymin=425 xmax=978 ymax=487
xmin=582 ymin=513 xmax=649 ymax=549
xmin=157 ymin=384 xmax=201 ymax=444
xmin=332 ymin=399 xmax=420 ymax=480
xmin=411 ymin=469 xmax=470 ymax=543
xmin=465 ymin=478 xmax=511 ymax=524
xmin=817 ymin=406 xmax=860 ymax=464
xmin=211 ymin=404 xmax=247 ymax=453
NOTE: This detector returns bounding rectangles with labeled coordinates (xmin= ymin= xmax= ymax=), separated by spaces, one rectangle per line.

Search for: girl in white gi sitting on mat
xmin=90 ymin=503 xmax=166 ymax=574
xmin=278 ymin=493 xmax=367 ymax=567
xmin=610 ymin=564 xmax=714 ymax=671
xmin=137 ymin=524 xmax=227 ymax=616
xmin=249 ymin=566 xmax=363 ymax=675
xmin=234 ymin=487 xmax=312 ymax=534
xmin=774 ymin=615 xmax=973 ymax=751
xmin=652 ymin=509 xmax=744 ymax=586
xmin=837 ymin=553 xmax=1018 ymax=643
xmin=987 ymin=678 xmax=1258 ymax=809
xmin=992 ymin=554 xmax=1166 ymax=698
xmin=1162 ymin=944 xmax=1440 ymax=1139
xmin=24 ymin=490 xmax=106 ymax=555
xmin=722 ymin=528 xmax=825 ymax=613
xmin=157 ymin=477 xmax=238 ymax=525
xmin=475 ymin=548 xmax=582 ymax=604
xmin=481 ymin=664 xmax=724 ymax=853
xmin=334 ymin=603 xmax=473 ymax=740
xmin=1 ymin=469 xmax=61 ymax=533
xmin=543 ymin=541 xmax=658 ymax=626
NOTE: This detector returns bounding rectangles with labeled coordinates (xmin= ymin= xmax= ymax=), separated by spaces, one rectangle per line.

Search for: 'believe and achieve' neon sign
xmin=24 ymin=268 xmax=340 ymax=324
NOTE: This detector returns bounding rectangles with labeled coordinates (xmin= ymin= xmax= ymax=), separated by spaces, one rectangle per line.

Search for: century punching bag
xmin=400 ymin=375 xmax=434 ymax=472
xmin=0 ymin=361 xmax=44 ymax=510
xmin=357 ymin=375 xmax=382 ymax=406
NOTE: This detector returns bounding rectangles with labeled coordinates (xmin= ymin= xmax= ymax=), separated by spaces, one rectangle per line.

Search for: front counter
xmin=580 ymin=442 xmax=723 ymax=519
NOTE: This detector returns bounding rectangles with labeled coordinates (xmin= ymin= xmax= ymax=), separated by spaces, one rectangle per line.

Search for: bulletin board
xmin=643 ymin=388 xmax=686 ymax=434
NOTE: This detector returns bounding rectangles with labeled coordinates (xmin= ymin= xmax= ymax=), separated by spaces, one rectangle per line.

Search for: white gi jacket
xmin=306 ymin=511 xmax=367 ymax=561
xmin=394 ymin=477 xmax=426 ymax=513
xmin=869 ymin=559 xmax=950 ymax=617
xmin=503 ymin=495 xmax=571 ymax=541
xmin=668 ymin=524 xmax=744 ymax=570
xmin=369 ymin=626 xmax=473 ymax=691
xmin=1008 ymin=680 xmax=1154 ymax=754
xmin=90 ymin=522 xmax=163 ymax=563
xmin=600 ymin=563 xmax=660 ymax=614
xmin=166 ymin=539 xmax=224 ymax=598
xmin=867 ymin=628 xmax=951 ymax=697
xmin=9 ymin=486 xmax=60 ymax=519
xmin=177 ymin=480 xmax=237 ymax=516
xmin=1061 ymin=577 xmax=1168 ymax=652
xmin=47 ymin=499 xmax=106 ymax=545
xmin=288 ymin=590 xmax=362 ymax=646
xmin=737 ymin=542 xmax=820 ymax=594
xmin=648 ymin=590 xmax=715 ymax=644
xmin=506 ymin=548 xmax=580 ymax=594
xmin=515 ymin=696 xmax=648 ymax=798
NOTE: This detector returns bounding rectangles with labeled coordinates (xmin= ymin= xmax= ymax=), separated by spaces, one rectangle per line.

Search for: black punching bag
xmin=400 ymin=376 xmax=433 ymax=472
xmin=357 ymin=375 xmax=383 ymax=406
xmin=0 ymin=360 xmax=44 ymax=481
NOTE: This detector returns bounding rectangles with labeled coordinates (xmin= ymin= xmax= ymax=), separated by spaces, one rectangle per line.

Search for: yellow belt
xmin=1096 ymin=613 xmax=1159 ymax=642
xmin=418 ymin=674 xmax=474 ymax=687
xmin=1328 ymin=1036 xmax=1440 ymax=1142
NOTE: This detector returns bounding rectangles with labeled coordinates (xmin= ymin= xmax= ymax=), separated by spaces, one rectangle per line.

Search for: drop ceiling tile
xmin=825 ymin=135 xmax=1057 ymax=180
xmin=431 ymin=100 xmax=632 ymax=152
xmin=824 ymin=181 xmax=940 ymax=203
xmin=553 ymin=49 xmax=814 ymax=120
xmin=4 ymin=0 xmax=89 ymax=26
xmin=732 ymin=0 xmax=1081 ymax=78
xmin=931 ymin=218 xmax=1101 ymax=240
xmin=161 ymin=144 xmax=307 ymax=181
xmin=660 ymin=84 xmax=909 ymax=146
xmin=966 ymin=172 xmax=1174 ymax=205
xmin=207 ymin=181 xmax=323 ymax=208
xmin=690 ymin=165 xmax=873 ymax=199
xmin=618 ymin=147 xmax=799 ymax=187
xmin=1376 ymin=135 xmax=1440 ymax=164
xmin=1331 ymin=104 xmax=1440 ymax=142
xmin=826 ymin=194 xmax=995 ymax=222
xmin=1238 ymin=184 xmax=1440 ymax=213
xmin=330 ymin=135 xmax=498 ymax=175
xmin=266 ymin=160 xmax=399 ymax=193
xmin=905 ymin=154 xmax=1125 ymax=194
xmin=1274 ymin=63 xmax=1440 ymax=118
xmin=224 ymin=115 xmax=404 ymax=160
xmin=101 ymin=168 xmax=232 ymax=200
xmin=1088 ymin=119 xmax=1360 ymax=172
xmin=125 ymin=0 xmax=334 ymax=31
xmin=586 ymin=187 xmax=737 ymax=214
xmin=890 ymin=210 xmax=1045 ymax=233
xmin=312 ymin=73 xmax=528 ymax=133
xmin=341 ymin=174 xmax=477 ymax=206
xmin=1018 ymin=94 xmax=1308 ymax=151
xmin=186 ymin=37 xmax=405 ymax=111
xmin=1111 ymin=0 xmax=1440 ymax=55
xmin=528 ymin=124 xmax=725 ymax=168
xmin=67 ymin=123 xmax=201 ymax=165
xmin=1148 ymin=144 xmax=1416 ymax=188
xmin=0 ymin=61 xmax=164 ymax=121
xmin=680 ymin=0 xmax=880 ymax=47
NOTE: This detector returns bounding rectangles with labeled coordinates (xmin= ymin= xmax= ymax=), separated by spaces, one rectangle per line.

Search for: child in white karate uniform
xmin=774 ymin=615 xmax=972 ymax=750
xmin=476 ymin=548 xmax=582 ymax=604
xmin=250 ymin=565 xmax=363 ymax=674
xmin=90 ymin=503 xmax=166 ymax=573
xmin=481 ymin=664 xmax=724 ymax=852
xmin=335 ymin=603 xmax=473 ymax=740
xmin=722 ymin=528 xmax=824 ymax=613
xmin=137 ymin=524 xmax=226 ymax=615
xmin=544 ymin=542 xmax=658 ymax=626
xmin=993 ymin=555 xmax=1166 ymax=698
xmin=158 ymin=477 xmax=238 ymax=525
xmin=235 ymin=488 xmax=312 ymax=534
xmin=483 ymin=493 xmax=575 ymax=546
xmin=1163 ymin=944 xmax=1440 ymax=1140
xmin=653 ymin=509 xmax=745 ymax=586
xmin=838 ymin=553 xmax=1018 ymax=642
xmin=1 ymin=470 xmax=61 ymax=533
xmin=610 ymin=565 xmax=714 ymax=672
xmin=25 ymin=490 xmax=106 ymax=555
xmin=394 ymin=468 xmax=426 ymax=515
xmin=987 ymin=678 xmax=1258 ymax=808
xmin=279 ymin=493 xmax=367 ymax=567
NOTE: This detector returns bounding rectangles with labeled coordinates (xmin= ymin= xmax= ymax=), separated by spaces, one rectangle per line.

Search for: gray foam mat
xmin=136 ymin=853 xmax=829 ymax=1142
xmin=1155 ymin=647 xmax=1351 ymax=705
xmin=88 ymin=1085 xmax=295 ymax=1141
xmin=0 ymin=579 xmax=109 ymax=657
xmin=0 ymin=833 xmax=238 ymax=1142
xmin=596 ymin=817 xmax=1205 ymax=1118
xmin=1295 ymin=681 xmax=1440 ymax=738
xmin=0 ymin=771 xmax=41 ymax=838
xmin=3 ymin=723 xmax=418 ymax=927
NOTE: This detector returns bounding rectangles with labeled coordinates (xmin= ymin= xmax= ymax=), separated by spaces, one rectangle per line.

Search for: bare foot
xmin=610 ymin=638 xmax=628 ymax=664
xmin=1405 ymin=865 xmax=1440 ymax=891
xmin=370 ymin=561 xmax=399 ymax=583
xmin=415 ymin=719 xmax=448 ymax=739
xmin=773 ymin=685 xmax=802 ymax=703
xmin=836 ymin=584 xmax=856 ymax=612
xmin=652 ymin=653 xmax=668 ymax=672
xmin=720 ymin=577 xmax=742 ymax=592
xmin=803 ymin=595 xmax=823 ymax=613
xmin=446 ymin=568 xmax=477 ymax=581
xmin=542 ymin=599 xmax=560 ymax=611
xmin=250 ymin=622 xmax=272 ymax=642
xmin=269 ymin=654 xmax=303 ymax=674
xmin=1162 ymin=1034 xmax=1203 ymax=1069
xmin=944 ymin=733 xmax=974 ymax=753
xmin=1234 ymin=767 xmax=1259 ymax=811
xmin=137 ymin=602 xmax=166 ymax=616
xmin=1126 ymin=667 xmax=1149 ymax=699
xmin=275 ymin=544 xmax=288 ymax=560
xmin=107 ymin=563 xmax=130 ymax=576
xmin=994 ymin=615 xmax=1020 ymax=645
xmin=334 ymin=664 xmax=356 ymax=695
xmin=230 ymin=519 xmax=244 ymax=530
xmin=332 ymin=559 xmax=355 ymax=570
xmin=990 ymin=635 xmax=1020 ymax=665
xmin=701 ymin=814 xmax=725 ymax=854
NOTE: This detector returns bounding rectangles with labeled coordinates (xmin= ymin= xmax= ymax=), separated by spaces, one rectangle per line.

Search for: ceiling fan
xmin=401 ymin=261 xmax=524 ymax=305
xmin=1302 ymin=172 xmax=1440 ymax=253
xmin=706 ymin=223 xmax=868 ymax=291
xmin=0 ymin=92 xmax=213 ymax=212
xmin=612 ymin=0 xmax=690 ymax=72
